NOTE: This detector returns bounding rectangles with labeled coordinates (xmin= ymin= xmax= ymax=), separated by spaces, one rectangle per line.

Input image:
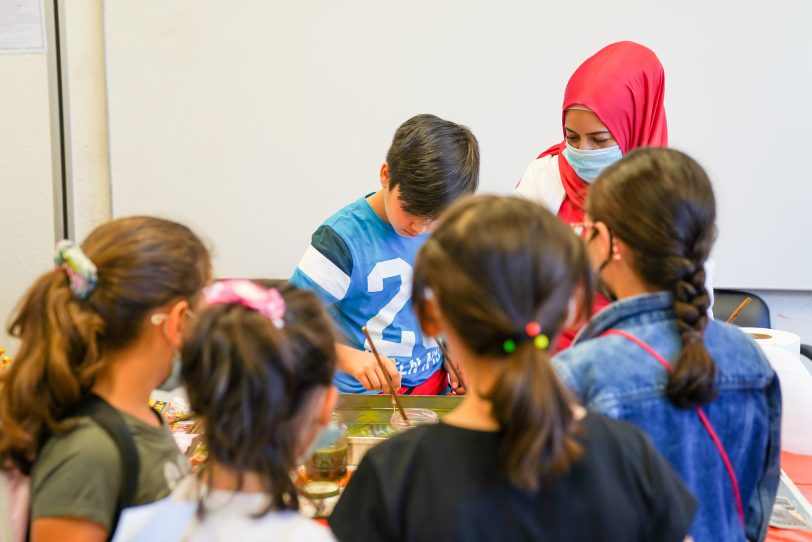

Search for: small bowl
xmin=390 ymin=408 xmax=439 ymax=431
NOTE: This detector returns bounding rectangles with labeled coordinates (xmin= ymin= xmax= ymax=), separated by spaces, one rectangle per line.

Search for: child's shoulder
xmin=307 ymin=197 xmax=374 ymax=262
xmin=29 ymin=418 xmax=124 ymax=527
xmin=313 ymin=195 xmax=402 ymax=261
xmin=201 ymin=507 xmax=335 ymax=541
xmin=361 ymin=424 xmax=430 ymax=466
xmin=704 ymin=320 xmax=775 ymax=381
xmin=253 ymin=511 xmax=336 ymax=541
xmin=322 ymin=195 xmax=377 ymax=232
xmin=34 ymin=417 xmax=121 ymax=475
xmin=553 ymin=335 xmax=616 ymax=373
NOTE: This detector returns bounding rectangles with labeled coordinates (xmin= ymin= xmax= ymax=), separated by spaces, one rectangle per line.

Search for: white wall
xmin=59 ymin=0 xmax=111 ymax=241
xmin=755 ymin=291 xmax=812 ymax=344
xmin=0 ymin=50 xmax=56 ymax=351
xmin=1 ymin=2 xmax=810 ymax=354
xmin=0 ymin=0 xmax=110 ymax=355
xmin=103 ymin=0 xmax=812 ymax=290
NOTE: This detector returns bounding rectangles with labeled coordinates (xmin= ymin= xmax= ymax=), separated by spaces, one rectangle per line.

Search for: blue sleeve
xmin=551 ymin=350 xmax=586 ymax=399
xmin=290 ymin=225 xmax=354 ymax=305
xmin=746 ymin=371 xmax=782 ymax=541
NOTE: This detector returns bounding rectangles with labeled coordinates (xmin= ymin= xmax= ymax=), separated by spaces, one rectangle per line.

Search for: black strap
xmin=74 ymin=394 xmax=142 ymax=539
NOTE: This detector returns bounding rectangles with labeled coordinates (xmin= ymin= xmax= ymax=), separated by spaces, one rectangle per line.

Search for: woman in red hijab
xmin=517 ymin=41 xmax=669 ymax=348
xmin=516 ymin=41 xmax=667 ymax=224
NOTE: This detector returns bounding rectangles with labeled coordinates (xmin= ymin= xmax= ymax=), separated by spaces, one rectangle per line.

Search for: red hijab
xmin=540 ymin=41 xmax=668 ymax=221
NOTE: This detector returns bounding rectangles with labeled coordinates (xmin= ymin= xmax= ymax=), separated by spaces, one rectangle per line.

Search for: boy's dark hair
xmin=181 ymin=280 xmax=337 ymax=514
xmin=386 ymin=114 xmax=480 ymax=219
xmin=586 ymin=147 xmax=717 ymax=409
xmin=413 ymin=195 xmax=593 ymax=492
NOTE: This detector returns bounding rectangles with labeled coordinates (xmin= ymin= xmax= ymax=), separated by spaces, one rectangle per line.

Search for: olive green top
xmin=31 ymin=409 xmax=189 ymax=529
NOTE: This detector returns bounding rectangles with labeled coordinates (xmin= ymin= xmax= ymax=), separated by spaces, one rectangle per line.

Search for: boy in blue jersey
xmin=290 ymin=114 xmax=479 ymax=394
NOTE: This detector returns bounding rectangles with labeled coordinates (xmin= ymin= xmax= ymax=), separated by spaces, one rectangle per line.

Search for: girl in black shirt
xmin=329 ymin=195 xmax=697 ymax=542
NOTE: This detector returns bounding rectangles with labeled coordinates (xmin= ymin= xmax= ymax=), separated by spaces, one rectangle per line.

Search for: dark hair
xmin=180 ymin=281 xmax=337 ymax=514
xmin=0 ymin=217 xmax=210 ymax=474
xmin=413 ymin=195 xmax=592 ymax=491
xmin=386 ymin=114 xmax=480 ymax=219
xmin=586 ymin=147 xmax=718 ymax=409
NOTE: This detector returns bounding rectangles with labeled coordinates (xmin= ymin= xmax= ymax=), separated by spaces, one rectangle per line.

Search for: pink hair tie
xmin=204 ymin=279 xmax=286 ymax=328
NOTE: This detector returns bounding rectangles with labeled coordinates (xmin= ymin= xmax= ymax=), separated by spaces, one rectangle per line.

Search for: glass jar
xmin=304 ymin=424 xmax=348 ymax=481
xmin=390 ymin=408 xmax=439 ymax=431
xmin=300 ymin=480 xmax=341 ymax=518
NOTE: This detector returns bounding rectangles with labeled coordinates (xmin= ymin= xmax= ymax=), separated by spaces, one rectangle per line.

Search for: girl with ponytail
xmin=330 ymin=195 xmax=696 ymax=542
xmin=0 ymin=217 xmax=210 ymax=542
xmin=113 ymin=280 xmax=338 ymax=541
xmin=554 ymin=148 xmax=781 ymax=542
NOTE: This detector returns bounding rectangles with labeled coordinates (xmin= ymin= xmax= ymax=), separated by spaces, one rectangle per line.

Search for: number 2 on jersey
xmin=364 ymin=258 xmax=416 ymax=358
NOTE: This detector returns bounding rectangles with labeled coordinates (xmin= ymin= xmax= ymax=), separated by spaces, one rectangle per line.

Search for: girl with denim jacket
xmin=553 ymin=148 xmax=781 ymax=542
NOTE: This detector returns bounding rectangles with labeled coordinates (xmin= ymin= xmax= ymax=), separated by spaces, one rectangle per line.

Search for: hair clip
xmin=204 ymin=279 xmax=286 ymax=328
xmin=533 ymin=334 xmax=550 ymax=350
xmin=54 ymin=240 xmax=98 ymax=300
xmin=502 ymin=339 xmax=517 ymax=354
xmin=525 ymin=322 xmax=550 ymax=350
xmin=502 ymin=322 xmax=550 ymax=354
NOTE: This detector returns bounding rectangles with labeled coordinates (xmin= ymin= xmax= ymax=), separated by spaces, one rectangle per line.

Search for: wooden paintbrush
xmin=726 ymin=297 xmax=752 ymax=325
xmin=436 ymin=339 xmax=465 ymax=393
xmin=362 ymin=326 xmax=409 ymax=425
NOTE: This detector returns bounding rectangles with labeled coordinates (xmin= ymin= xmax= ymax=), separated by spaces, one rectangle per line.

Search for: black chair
xmin=712 ymin=289 xmax=771 ymax=328
xmin=801 ymin=344 xmax=812 ymax=366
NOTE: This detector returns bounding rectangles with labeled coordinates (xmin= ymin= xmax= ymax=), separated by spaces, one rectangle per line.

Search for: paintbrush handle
xmin=362 ymin=327 xmax=409 ymax=425
xmin=437 ymin=340 xmax=465 ymax=390
xmin=726 ymin=297 xmax=752 ymax=324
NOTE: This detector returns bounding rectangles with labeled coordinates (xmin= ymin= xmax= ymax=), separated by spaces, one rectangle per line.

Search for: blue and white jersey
xmin=290 ymin=195 xmax=442 ymax=393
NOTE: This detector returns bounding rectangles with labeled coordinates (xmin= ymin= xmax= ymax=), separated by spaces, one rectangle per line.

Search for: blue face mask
xmin=157 ymin=351 xmax=183 ymax=391
xmin=562 ymin=143 xmax=623 ymax=183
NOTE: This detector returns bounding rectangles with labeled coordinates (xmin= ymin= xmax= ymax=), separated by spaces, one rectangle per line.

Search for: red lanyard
xmin=600 ymin=329 xmax=745 ymax=527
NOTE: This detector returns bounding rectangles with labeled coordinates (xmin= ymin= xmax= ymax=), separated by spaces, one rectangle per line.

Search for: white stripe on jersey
xmin=297 ymin=244 xmax=351 ymax=301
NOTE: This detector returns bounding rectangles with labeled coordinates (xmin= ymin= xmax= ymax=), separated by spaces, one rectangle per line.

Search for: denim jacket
xmin=553 ymin=291 xmax=781 ymax=542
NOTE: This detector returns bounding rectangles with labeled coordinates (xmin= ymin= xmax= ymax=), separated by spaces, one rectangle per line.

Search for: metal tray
xmin=335 ymin=394 xmax=462 ymax=465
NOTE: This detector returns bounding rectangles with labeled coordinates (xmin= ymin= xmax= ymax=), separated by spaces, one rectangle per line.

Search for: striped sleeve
xmin=290 ymin=225 xmax=353 ymax=303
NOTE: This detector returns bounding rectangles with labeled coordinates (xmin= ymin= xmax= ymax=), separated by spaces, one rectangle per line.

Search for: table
xmin=767 ymin=452 xmax=812 ymax=541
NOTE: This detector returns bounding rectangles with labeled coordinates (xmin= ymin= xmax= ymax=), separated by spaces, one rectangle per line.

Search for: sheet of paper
xmin=759 ymin=344 xmax=812 ymax=455
xmin=172 ymin=433 xmax=198 ymax=454
xmin=0 ymin=0 xmax=46 ymax=53
xmin=771 ymin=471 xmax=812 ymax=531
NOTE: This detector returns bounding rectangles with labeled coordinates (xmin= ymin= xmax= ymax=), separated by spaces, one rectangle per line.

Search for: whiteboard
xmin=104 ymin=0 xmax=811 ymax=289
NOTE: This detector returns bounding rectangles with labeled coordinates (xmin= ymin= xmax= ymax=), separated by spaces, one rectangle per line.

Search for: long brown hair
xmin=0 ymin=216 xmax=210 ymax=474
xmin=413 ymin=195 xmax=593 ymax=492
xmin=180 ymin=281 xmax=337 ymax=513
xmin=586 ymin=147 xmax=717 ymax=409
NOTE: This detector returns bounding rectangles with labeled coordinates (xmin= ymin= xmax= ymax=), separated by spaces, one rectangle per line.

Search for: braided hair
xmin=586 ymin=148 xmax=718 ymax=409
